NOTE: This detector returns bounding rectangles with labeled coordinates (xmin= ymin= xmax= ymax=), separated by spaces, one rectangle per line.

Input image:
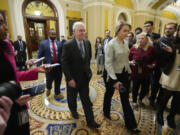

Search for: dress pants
xmin=149 ymin=67 xmax=162 ymax=104
xmin=67 ymin=78 xmax=94 ymax=123
xmin=103 ymin=70 xmax=137 ymax=130
xmin=132 ymin=78 xmax=150 ymax=103
xmin=157 ymin=88 xmax=180 ymax=119
xmin=46 ymin=66 xmax=62 ymax=95
xmin=103 ymin=69 xmax=108 ymax=89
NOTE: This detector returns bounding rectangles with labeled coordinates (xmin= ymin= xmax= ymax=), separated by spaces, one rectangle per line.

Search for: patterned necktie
xmin=20 ymin=41 xmax=23 ymax=51
xmin=52 ymin=41 xmax=58 ymax=63
xmin=80 ymin=42 xmax=85 ymax=58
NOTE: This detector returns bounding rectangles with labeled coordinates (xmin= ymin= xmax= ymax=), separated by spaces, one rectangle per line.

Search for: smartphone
xmin=45 ymin=63 xmax=60 ymax=68
xmin=21 ymin=83 xmax=45 ymax=96
xmin=160 ymin=42 xmax=168 ymax=48
xmin=33 ymin=57 xmax=45 ymax=64
xmin=176 ymin=64 xmax=180 ymax=71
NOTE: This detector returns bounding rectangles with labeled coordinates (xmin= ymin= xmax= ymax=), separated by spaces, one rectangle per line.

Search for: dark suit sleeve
xmin=59 ymin=42 xmax=63 ymax=58
xmin=61 ymin=43 xmax=72 ymax=82
xmin=13 ymin=41 xmax=18 ymax=51
xmin=23 ymin=41 xmax=27 ymax=61
xmin=37 ymin=41 xmax=44 ymax=66
xmin=88 ymin=40 xmax=92 ymax=60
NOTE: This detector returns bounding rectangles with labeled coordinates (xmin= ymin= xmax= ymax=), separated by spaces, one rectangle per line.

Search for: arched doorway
xmin=22 ymin=0 xmax=59 ymax=59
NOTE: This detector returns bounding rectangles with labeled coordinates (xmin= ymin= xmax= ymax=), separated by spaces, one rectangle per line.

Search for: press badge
xmin=138 ymin=67 xmax=142 ymax=74
xmin=18 ymin=109 xmax=29 ymax=126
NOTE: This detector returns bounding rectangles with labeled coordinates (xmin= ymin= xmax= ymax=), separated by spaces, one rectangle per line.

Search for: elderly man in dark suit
xmin=37 ymin=29 xmax=63 ymax=100
xmin=61 ymin=22 xmax=99 ymax=129
xmin=13 ymin=35 xmax=27 ymax=70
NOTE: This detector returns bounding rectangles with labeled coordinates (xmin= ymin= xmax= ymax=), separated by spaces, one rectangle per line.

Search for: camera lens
xmin=0 ymin=81 xmax=21 ymax=100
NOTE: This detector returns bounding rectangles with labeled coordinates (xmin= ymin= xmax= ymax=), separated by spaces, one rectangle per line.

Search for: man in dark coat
xmin=61 ymin=22 xmax=99 ymax=129
xmin=13 ymin=35 xmax=27 ymax=70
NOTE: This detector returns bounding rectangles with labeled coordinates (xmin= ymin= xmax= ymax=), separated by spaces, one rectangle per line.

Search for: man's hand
xmin=129 ymin=60 xmax=136 ymax=66
xmin=68 ymin=80 xmax=76 ymax=88
xmin=162 ymin=46 xmax=173 ymax=53
xmin=14 ymin=50 xmax=18 ymax=56
xmin=0 ymin=96 xmax=13 ymax=122
xmin=113 ymin=81 xmax=123 ymax=90
xmin=147 ymin=64 xmax=155 ymax=69
xmin=15 ymin=95 xmax=32 ymax=106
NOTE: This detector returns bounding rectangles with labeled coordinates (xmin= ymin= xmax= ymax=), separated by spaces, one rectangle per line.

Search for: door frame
xmin=22 ymin=0 xmax=59 ymax=59
xmin=27 ymin=19 xmax=47 ymax=52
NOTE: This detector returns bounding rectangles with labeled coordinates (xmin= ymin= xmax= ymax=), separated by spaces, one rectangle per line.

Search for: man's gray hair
xmin=72 ymin=22 xmax=86 ymax=31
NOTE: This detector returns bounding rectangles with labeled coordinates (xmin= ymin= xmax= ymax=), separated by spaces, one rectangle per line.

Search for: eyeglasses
xmin=77 ymin=29 xmax=85 ymax=32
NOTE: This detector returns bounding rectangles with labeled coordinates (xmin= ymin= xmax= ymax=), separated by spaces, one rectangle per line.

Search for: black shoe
xmin=156 ymin=113 xmax=164 ymax=126
xmin=128 ymin=129 xmax=141 ymax=134
xmin=150 ymin=100 xmax=155 ymax=107
xmin=167 ymin=115 xmax=176 ymax=129
xmin=138 ymin=100 xmax=145 ymax=107
xmin=104 ymin=114 xmax=111 ymax=120
xmin=71 ymin=112 xmax=79 ymax=119
xmin=87 ymin=121 xmax=100 ymax=128
xmin=97 ymin=71 xmax=100 ymax=75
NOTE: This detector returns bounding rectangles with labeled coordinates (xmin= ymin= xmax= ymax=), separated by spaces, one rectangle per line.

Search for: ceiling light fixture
xmin=34 ymin=10 xmax=41 ymax=16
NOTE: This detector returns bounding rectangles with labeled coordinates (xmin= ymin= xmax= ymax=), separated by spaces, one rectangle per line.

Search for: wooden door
xmin=27 ymin=19 xmax=47 ymax=58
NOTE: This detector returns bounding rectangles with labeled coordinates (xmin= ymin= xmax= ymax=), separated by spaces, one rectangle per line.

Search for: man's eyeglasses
xmin=78 ymin=29 xmax=85 ymax=32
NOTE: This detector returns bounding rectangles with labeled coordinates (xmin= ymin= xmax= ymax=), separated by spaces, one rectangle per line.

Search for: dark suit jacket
xmin=13 ymin=40 xmax=27 ymax=62
xmin=156 ymin=35 xmax=176 ymax=75
xmin=61 ymin=38 xmax=92 ymax=87
xmin=102 ymin=36 xmax=113 ymax=46
xmin=37 ymin=39 xmax=62 ymax=66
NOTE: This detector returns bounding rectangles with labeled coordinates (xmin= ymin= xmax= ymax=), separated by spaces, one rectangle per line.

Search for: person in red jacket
xmin=129 ymin=32 xmax=156 ymax=106
xmin=0 ymin=13 xmax=49 ymax=135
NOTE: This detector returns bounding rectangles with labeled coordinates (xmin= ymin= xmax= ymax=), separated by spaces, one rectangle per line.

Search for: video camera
xmin=0 ymin=81 xmax=21 ymax=101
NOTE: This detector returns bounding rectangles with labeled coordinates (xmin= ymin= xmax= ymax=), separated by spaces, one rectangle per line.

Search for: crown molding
xmin=83 ymin=1 xmax=113 ymax=9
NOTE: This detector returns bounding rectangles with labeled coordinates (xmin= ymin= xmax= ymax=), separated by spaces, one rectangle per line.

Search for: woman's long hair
xmin=0 ymin=40 xmax=11 ymax=55
xmin=95 ymin=37 xmax=102 ymax=44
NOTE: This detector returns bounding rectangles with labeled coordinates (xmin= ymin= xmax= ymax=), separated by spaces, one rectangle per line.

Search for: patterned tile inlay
xmin=20 ymin=65 xmax=180 ymax=135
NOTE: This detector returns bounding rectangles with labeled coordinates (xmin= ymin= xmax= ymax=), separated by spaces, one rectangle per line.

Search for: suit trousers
xmin=157 ymin=88 xmax=180 ymax=118
xmin=67 ymin=78 xmax=94 ymax=123
xmin=132 ymin=78 xmax=150 ymax=103
xmin=46 ymin=66 xmax=62 ymax=95
xmin=149 ymin=67 xmax=162 ymax=103
xmin=103 ymin=71 xmax=137 ymax=130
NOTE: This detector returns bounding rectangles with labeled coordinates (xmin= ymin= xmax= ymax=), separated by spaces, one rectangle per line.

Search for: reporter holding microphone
xmin=0 ymin=13 xmax=49 ymax=135
xmin=103 ymin=23 xmax=140 ymax=134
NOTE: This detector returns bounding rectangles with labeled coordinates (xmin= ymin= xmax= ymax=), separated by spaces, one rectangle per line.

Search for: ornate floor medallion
xmin=20 ymin=65 xmax=180 ymax=135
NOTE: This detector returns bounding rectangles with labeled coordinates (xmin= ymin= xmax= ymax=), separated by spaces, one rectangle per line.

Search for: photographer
xmin=129 ymin=32 xmax=156 ymax=106
xmin=0 ymin=96 xmax=12 ymax=135
xmin=0 ymin=13 xmax=48 ymax=135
